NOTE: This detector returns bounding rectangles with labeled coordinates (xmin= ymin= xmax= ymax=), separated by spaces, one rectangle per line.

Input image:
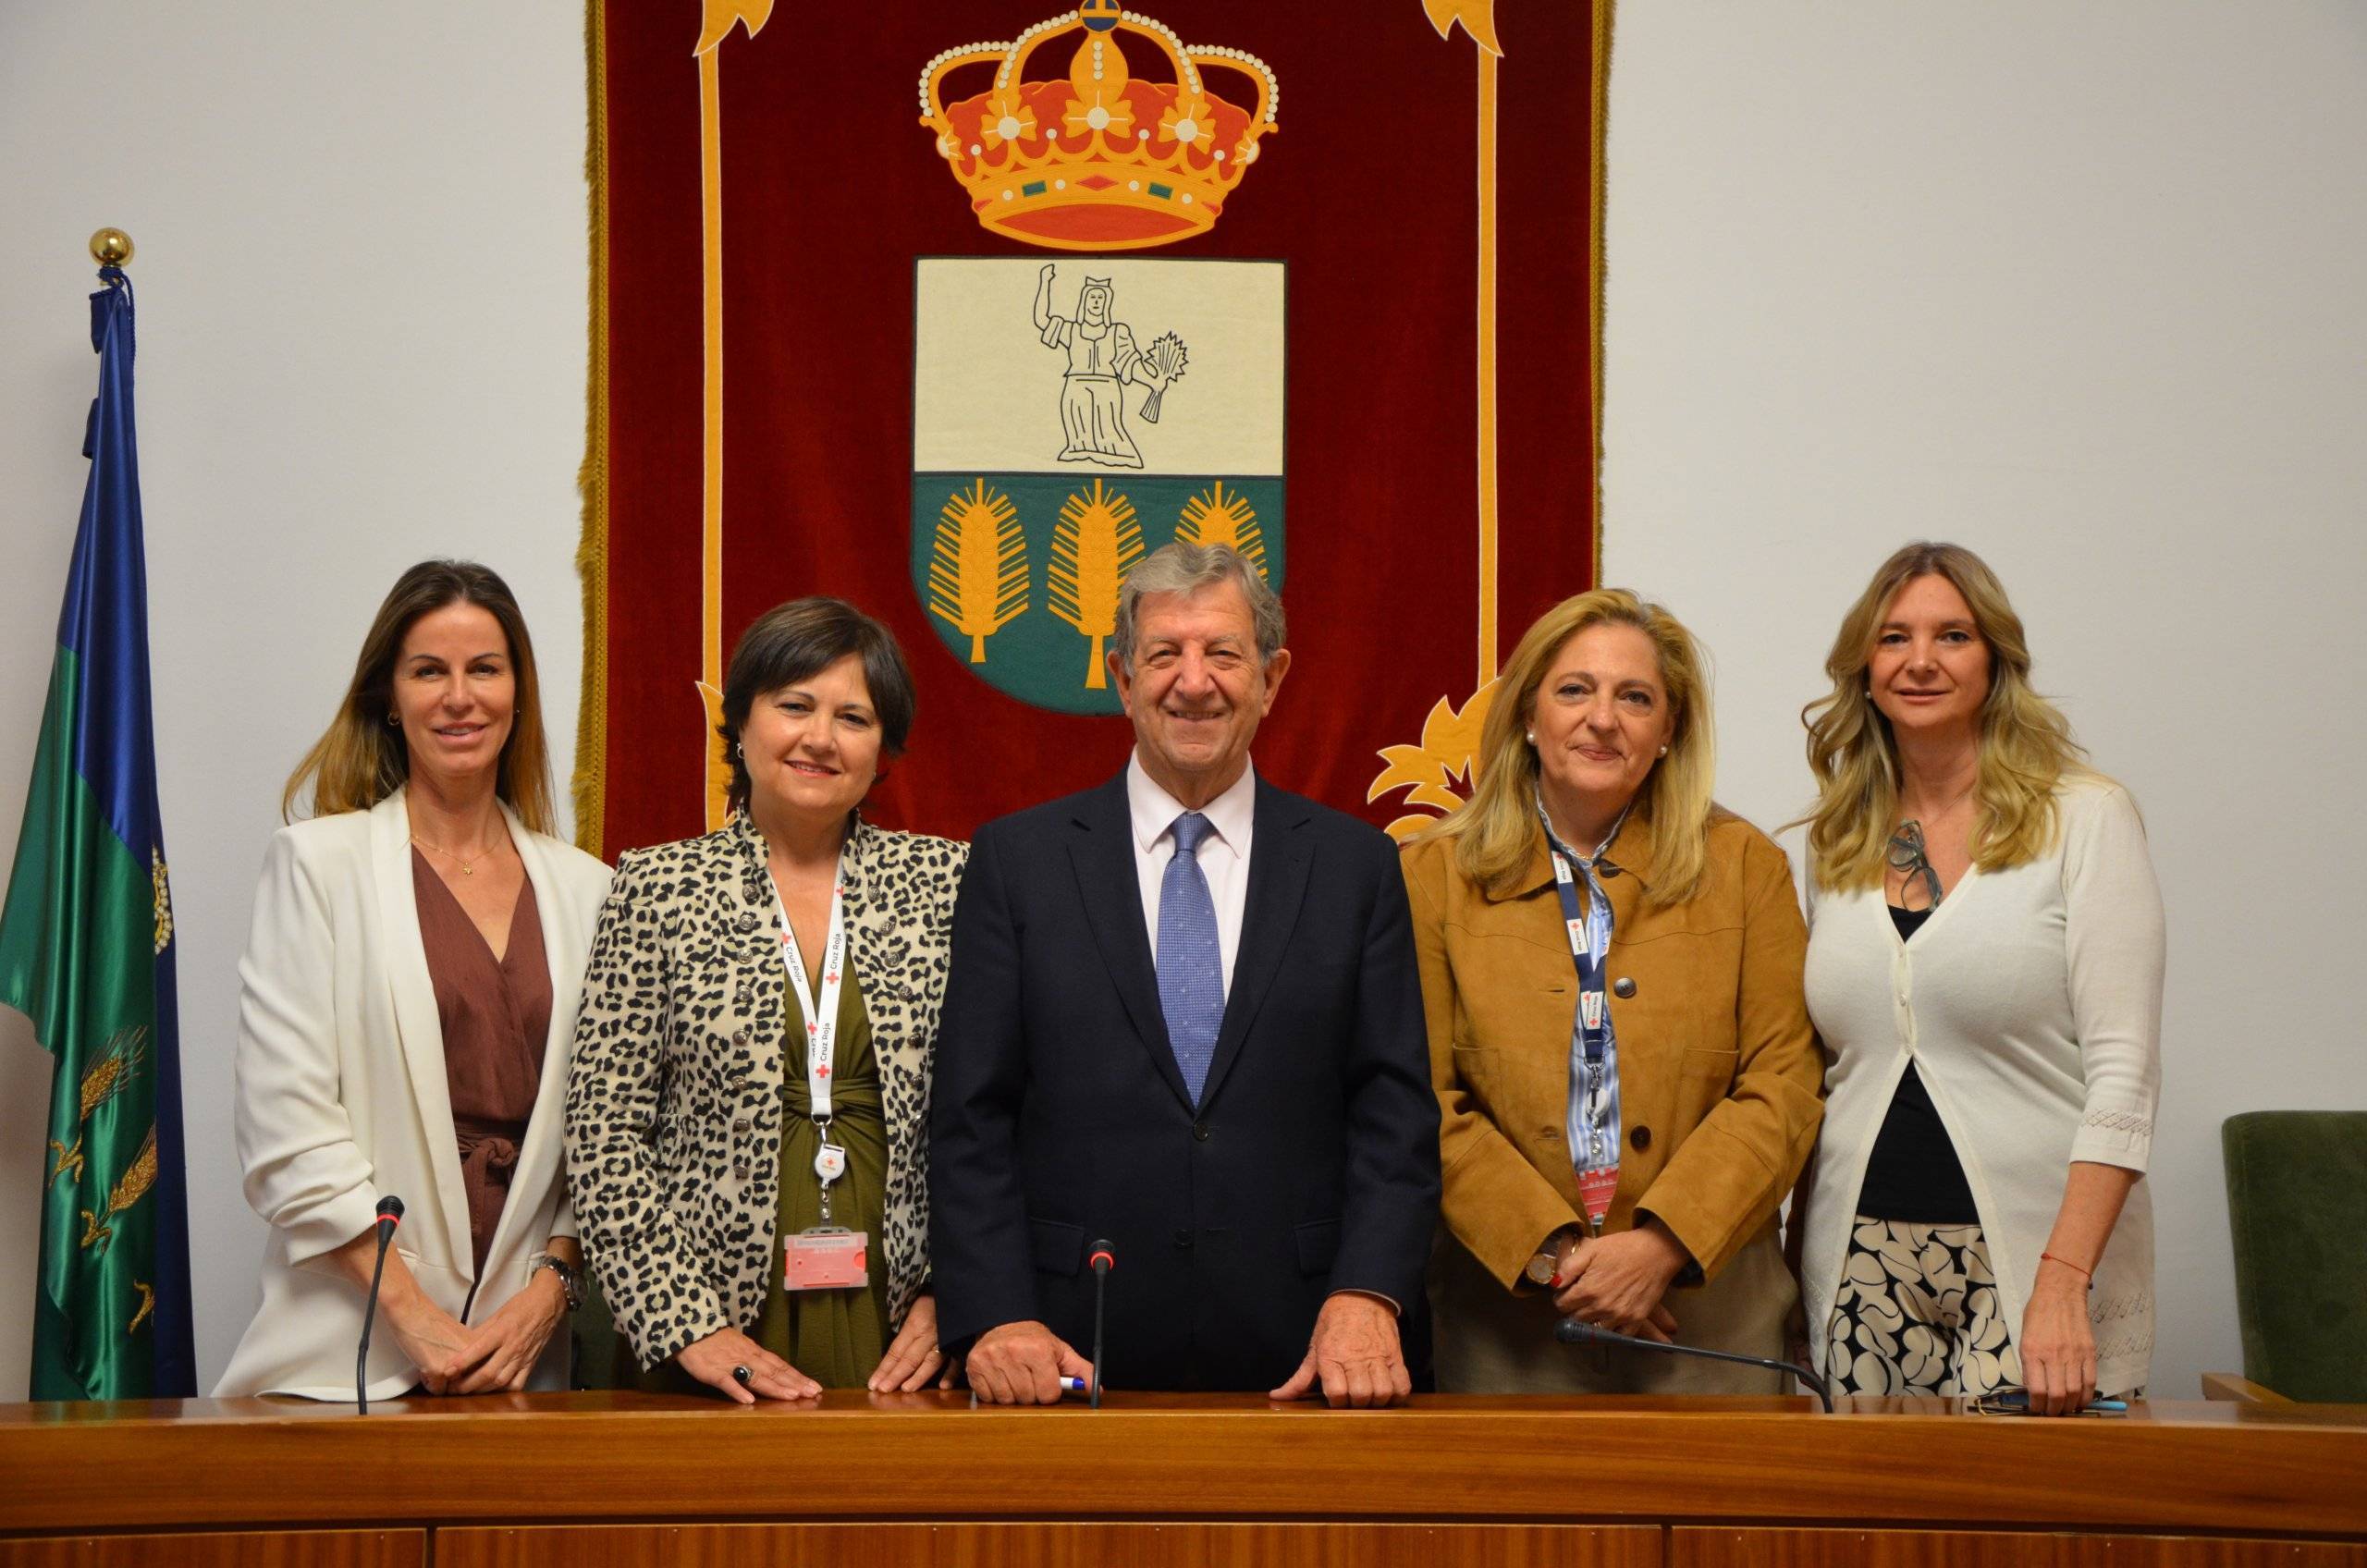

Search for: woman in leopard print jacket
xmin=565 ymin=599 xmax=967 ymax=1401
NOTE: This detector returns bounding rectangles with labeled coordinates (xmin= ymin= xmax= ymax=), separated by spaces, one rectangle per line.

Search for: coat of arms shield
xmin=911 ymin=256 xmax=1286 ymax=714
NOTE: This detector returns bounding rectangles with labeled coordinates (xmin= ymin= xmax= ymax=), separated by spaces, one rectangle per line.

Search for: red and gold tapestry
xmin=579 ymin=0 xmax=1612 ymax=854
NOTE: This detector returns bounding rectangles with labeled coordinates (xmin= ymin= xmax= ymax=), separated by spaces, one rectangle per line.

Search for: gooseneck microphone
xmin=1554 ymin=1317 xmax=1834 ymax=1414
xmin=357 ymin=1195 xmax=405 ymax=1415
xmin=1087 ymin=1239 xmax=1115 ymax=1409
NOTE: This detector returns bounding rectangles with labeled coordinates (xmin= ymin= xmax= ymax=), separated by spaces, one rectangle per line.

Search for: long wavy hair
xmin=282 ymin=559 xmax=557 ymax=833
xmin=1798 ymin=542 xmax=2091 ymax=891
xmin=1419 ymin=589 xmax=1714 ymax=908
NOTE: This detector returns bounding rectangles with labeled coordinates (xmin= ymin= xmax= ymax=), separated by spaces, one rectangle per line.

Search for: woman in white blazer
xmin=216 ymin=561 xmax=612 ymax=1401
xmin=1792 ymin=543 xmax=2164 ymax=1415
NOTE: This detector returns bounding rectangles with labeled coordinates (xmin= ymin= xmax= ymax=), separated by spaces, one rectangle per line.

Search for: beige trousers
xmin=1430 ymin=1223 xmax=1799 ymax=1394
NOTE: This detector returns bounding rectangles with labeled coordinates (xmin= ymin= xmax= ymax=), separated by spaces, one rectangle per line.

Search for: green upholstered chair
xmin=2219 ymin=1110 xmax=2367 ymax=1403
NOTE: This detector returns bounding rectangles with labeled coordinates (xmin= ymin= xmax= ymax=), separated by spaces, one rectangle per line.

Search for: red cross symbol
xmin=826 ymin=971 xmax=838 ymax=984
xmin=816 ymin=1065 xmax=831 ymax=1078
xmin=807 ymin=1022 xmax=819 ymax=1035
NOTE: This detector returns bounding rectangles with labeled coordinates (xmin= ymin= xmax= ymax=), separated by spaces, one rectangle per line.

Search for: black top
xmin=1852 ymin=904 xmax=1981 ymax=1226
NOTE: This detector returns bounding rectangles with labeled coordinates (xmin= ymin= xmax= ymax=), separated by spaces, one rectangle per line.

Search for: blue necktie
xmin=1156 ymin=811 xmax=1224 ymax=1103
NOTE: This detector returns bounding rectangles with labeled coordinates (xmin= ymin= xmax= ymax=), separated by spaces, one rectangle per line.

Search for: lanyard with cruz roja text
xmin=1540 ymin=798 xmax=1627 ymax=1232
xmin=770 ymin=864 xmax=850 ymax=1220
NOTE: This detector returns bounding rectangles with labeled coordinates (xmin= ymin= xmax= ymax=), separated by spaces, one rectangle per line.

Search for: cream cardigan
xmin=1799 ymin=778 xmax=2165 ymax=1395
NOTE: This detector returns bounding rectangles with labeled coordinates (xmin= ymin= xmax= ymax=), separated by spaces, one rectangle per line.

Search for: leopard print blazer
xmin=563 ymin=813 xmax=966 ymax=1369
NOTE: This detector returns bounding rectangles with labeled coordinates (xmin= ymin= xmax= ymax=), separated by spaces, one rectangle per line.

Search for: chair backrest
xmin=2222 ymin=1110 xmax=2367 ymax=1403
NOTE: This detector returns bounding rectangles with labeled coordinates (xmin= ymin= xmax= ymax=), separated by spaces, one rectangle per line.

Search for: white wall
xmin=1602 ymin=2 xmax=2367 ymax=1397
xmin=4 ymin=2 xmax=2361 ymax=1403
xmin=0 ymin=2 xmax=589 ymax=1399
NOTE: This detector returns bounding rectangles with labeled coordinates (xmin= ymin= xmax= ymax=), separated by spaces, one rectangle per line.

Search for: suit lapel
xmin=1198 ymin=779 xmax=1311 ymax=1110
xmin=1067 ymin=775 xmax=1195 ymax=1111
xmin=369 ymin=790 xmax=473 ymax=1277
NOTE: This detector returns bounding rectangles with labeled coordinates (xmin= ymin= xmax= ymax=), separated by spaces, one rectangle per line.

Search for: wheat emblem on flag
xmin=79 ymin=1124 xmax=157 ymax=1255
xmin=1049 ymin=478 xmax=1145 ymax=690
xmin=47 ymin=1024 xmax=149 ymax=1191
xmin=928 ymin=479 xmax=1031 ymax=663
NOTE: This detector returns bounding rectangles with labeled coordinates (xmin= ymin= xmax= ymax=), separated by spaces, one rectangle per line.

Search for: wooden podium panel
xmin=3 ymin=1394 xmax=2363 ymax=1565
xmin=0 ymin=1530 xmax=422 ymax=1568
xmin=1672 ymin=1529 xmax=2367 ymax=1567
xmin=440 ymin=1523 xmax=1662 ymax=1568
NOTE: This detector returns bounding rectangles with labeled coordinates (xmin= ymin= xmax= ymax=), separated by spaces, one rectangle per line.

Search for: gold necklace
xmin=411 ymin=835 xmax=507 ymax=876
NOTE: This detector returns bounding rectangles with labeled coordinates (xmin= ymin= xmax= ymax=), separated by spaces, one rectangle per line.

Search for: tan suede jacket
xmin=1401 ymin=806 xmax=1824 ymax=1288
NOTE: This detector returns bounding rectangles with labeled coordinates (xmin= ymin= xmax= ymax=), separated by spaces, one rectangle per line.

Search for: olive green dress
xmin=627 ymin=965 xmax=894 ymax=1392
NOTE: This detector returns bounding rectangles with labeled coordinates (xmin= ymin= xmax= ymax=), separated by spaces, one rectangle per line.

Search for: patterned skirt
xmin=1823 ymin=1215 xmax=2022 ymax=1398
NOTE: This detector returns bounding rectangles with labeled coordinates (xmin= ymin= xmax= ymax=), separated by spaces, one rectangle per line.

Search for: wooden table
xmin=3 ymin=1391 xmax=2363 ymax=1565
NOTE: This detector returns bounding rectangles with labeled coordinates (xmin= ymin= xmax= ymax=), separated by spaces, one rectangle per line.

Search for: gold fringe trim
xmin=572 ymin=0 xmax=612 ymax=860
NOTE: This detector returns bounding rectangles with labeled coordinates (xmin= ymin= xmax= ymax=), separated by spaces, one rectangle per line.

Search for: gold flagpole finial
xmin=90 ymin=228 xmax=134 ymax=267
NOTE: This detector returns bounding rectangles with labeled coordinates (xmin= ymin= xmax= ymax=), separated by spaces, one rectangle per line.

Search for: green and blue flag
xmin=0 ymin=265 xmax=196 ymax=1400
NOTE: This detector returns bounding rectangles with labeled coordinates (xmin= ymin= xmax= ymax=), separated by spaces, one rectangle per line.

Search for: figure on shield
xmin=1034 ymin=264 xmax=1185 ymax=469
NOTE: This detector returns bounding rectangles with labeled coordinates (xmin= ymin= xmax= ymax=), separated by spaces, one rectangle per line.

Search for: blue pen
xmin=1060 ymin=1376 xmax=1093 ymax=1397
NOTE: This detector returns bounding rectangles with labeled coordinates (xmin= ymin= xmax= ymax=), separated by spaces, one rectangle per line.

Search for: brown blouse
xmin=412 ymin=850 xmax=553 ymax=1276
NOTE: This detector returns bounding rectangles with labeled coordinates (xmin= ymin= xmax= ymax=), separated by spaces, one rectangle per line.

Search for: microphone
xmin=1087 ymin=1239 xmax=1115 ymax=1409
xmin=357 ymin=1195 xmax=404 ymax=1415
xmin=1553 ymin=1317 xmax=1833 ymax=1414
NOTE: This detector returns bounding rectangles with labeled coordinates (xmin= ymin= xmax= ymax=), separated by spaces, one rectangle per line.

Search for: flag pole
xmin=90 ymin=228 xmax=134 ymax=268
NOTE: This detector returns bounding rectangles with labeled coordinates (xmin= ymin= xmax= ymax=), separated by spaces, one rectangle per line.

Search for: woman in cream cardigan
xmin=1795 ymin=543 xmax=2165 ymax=1414
xmin=216 ymin=561 xmax=612 ymax=1401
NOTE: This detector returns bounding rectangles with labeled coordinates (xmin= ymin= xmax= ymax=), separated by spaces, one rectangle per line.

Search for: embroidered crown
xmin=918 ymin=3 xmax=1280 ymax=251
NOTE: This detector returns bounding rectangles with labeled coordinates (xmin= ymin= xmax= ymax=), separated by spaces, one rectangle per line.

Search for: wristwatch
xmin=1525 ymin=1225 xmax=1583 ymax=1288
xmin=529 ymin=1252 xmax=583 ymax=1312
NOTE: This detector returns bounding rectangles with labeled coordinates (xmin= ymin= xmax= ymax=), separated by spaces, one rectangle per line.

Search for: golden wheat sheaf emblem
xmin=79 ymin=1123 xmax=158 ymax=1254
xmin=1174 ymin=481 xmax=1266 ymax=577
xmin=47 ymin=1024 xmax=148 ymax=1191
xmin=1367 ymin=681 xmax=1502 ymax=840
xmin=929 ymin=480 xmax=1032 ymax=663
xmin=1049 ymin=478 xmax=1145 ymax=689
xmin=153 ymin=849 xmax=173 ymax=955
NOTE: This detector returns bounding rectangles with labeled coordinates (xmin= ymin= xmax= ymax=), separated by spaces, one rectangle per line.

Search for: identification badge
xmin=1578 ymin=1167 xmax=1619 ymax=1230
xmin=785 ymin=1228 xmax=869 ymax=1291
xmin=814 ymin=1143 xmax=848 ymax=1184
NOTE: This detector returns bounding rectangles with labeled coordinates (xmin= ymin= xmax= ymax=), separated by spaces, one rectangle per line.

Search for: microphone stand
xmin=357 ymin=1195 xmax=404 ymax=1415
xmin=1087 ymin=1240 xmax=1115 ymax=1410
xmin=1554 ymin=1317 xmax=1833 ymax=1414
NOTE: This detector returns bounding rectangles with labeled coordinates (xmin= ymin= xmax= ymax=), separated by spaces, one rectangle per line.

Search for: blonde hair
xmin=1799 ymin=542 xmax=2091 ymax=891
xmin=282 ymin=559 xmax=557 ymax=833
xmin=1419 ymin=589 xmax=1714 ymax=907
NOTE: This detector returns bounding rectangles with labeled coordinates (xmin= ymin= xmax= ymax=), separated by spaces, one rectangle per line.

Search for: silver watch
xmin=529 ymin=1252 xmax=583 ymax=1312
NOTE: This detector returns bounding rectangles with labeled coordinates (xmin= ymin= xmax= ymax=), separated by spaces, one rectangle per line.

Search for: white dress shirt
xmin=1127 ymin=752 xmax=1257 ymax=997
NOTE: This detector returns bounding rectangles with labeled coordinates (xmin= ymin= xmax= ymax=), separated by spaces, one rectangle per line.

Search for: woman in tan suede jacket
xmin=1402 ymin=590 xmax=1824 ymax=1392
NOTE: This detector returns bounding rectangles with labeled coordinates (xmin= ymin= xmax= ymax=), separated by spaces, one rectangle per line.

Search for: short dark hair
xmin=717 ymin=597 xmax=917 ymax=813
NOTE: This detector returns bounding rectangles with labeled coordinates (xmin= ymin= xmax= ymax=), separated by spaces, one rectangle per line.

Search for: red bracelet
xmin=2041 ymin=1250 xmax=2093 ymax=1282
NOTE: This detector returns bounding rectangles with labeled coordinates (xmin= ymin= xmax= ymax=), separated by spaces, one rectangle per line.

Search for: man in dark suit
xmin=931 ymin=543 xmax=1441 ymax=1406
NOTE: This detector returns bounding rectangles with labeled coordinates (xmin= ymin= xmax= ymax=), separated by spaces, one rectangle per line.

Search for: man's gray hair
xmin=1111 ymin=542 xmax=1287 ymax=677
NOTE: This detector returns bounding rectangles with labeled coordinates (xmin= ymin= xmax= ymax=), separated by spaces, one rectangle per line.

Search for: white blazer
xmin=215 ymin=789 xmax=612 ymax=1400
